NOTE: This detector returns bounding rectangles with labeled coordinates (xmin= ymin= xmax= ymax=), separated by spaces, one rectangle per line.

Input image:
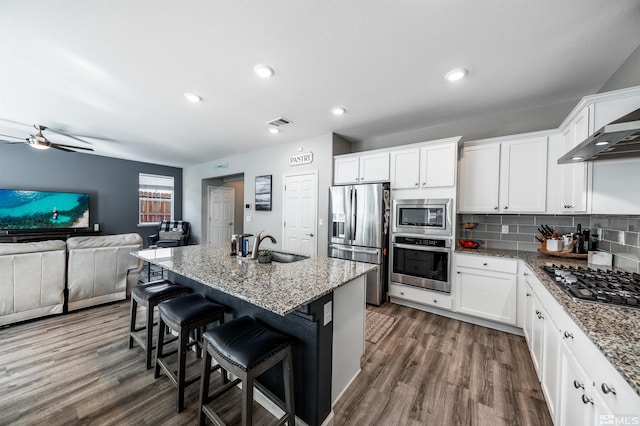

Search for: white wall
xmin=184 ymin=132 xmax=346 ymax=256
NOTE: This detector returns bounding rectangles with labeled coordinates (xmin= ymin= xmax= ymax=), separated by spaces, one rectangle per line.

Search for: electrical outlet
xmin=319 ymin=218 xmax=323 ymax=226
xmin=501 ymin=224 xmax=509 ymax=234
xmin=247 ymin=215 xmax=253 ymax=223
xmin=323 ymin=301 xmax=332 ymax=326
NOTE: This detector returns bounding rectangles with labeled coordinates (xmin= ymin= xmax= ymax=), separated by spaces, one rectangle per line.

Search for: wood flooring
xmin=334 ymin=303 xmax=552 ymax=426
xmin=0 ymin=300 xmax=552 ymax=426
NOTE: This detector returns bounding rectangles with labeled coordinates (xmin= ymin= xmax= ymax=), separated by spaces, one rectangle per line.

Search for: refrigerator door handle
xmin=352 ymin=187 xmax=358 ymax=242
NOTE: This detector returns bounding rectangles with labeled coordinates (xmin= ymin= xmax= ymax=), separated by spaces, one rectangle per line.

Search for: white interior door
xmin=207 ymin=187 xmax=234 ymax=244
xmin=283 ymin=172 xmax=317 ymax=255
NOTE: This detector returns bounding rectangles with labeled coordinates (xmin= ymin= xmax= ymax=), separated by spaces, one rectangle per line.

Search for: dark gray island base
xmin=133 ymin=244 xmax=375 ymax=426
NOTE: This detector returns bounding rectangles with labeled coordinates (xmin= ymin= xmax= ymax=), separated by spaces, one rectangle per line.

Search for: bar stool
xmin=199 ymin=316 xmax=295 ymax=426
xmin=128 ymin=280 xmax=191 ymax=369
xmin=155 ymin=293 xmax=225 ymax=412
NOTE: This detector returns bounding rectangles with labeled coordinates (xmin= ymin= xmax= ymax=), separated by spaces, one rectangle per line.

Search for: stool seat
xmin=132 ymin=280 xmax=189 ymax=303
xmin=129 ymin=280 xmax=190 ymax=369
xmin=204 ymin=316 xmax=291 ymax=371
xmin=155 ymin=293 xmax=225 ymax=412
xmin=159 ymin=294 xmax=225 ymax=326
xmin=199 ymin=316 xmax=295 ymax=425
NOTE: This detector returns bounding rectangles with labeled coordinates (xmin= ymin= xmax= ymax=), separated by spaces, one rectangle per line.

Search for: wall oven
xmin=392 ymin=198 xmax=452 ymax=236
xmin=390 ymin=235 xmax=451 ymax=293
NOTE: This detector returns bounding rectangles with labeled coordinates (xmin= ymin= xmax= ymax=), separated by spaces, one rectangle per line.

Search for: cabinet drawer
xmin=389 ymin=283 xmax=453 ymax=310
xmin=455 ymin=254 xmax=517 ymax=274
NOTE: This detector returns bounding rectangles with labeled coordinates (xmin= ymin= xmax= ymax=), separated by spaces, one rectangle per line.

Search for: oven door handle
xmin=392 ymin=243 xmax=451 ymax=253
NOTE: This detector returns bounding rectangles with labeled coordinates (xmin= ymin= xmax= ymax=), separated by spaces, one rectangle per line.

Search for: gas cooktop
xmin=542 ymin=264 xmax=640 ymax=309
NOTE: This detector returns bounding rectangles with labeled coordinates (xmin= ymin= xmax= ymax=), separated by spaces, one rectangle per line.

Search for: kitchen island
xmin=133 ymin=244 xmax=377 ymax=426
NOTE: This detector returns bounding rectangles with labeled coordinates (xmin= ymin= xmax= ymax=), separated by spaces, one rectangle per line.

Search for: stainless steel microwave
xmin=392 ymin=198 xmax=452 ymax=236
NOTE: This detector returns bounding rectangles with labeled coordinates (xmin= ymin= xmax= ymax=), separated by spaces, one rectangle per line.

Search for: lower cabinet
xmin=388 ymin=282 xmax=453 ymax=310
xmin=523 ymin=264 xmax=640 ymax=425
xmin=558 ymin=346 xmax=595 ymax=426
xmin=455 ymin=254 xmax=518 ymax=325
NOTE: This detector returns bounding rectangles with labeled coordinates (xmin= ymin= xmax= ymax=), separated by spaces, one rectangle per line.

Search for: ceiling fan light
xmin=28 ymin=141 xmax=50 ymax=150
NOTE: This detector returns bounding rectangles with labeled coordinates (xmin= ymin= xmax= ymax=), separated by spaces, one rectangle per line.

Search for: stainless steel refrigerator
xmin=328 ymin=183 xmax=390 ymax=305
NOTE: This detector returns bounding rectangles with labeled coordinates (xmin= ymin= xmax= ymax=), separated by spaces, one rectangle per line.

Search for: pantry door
xmin=282 ymin=171 xmax=317 ymax=255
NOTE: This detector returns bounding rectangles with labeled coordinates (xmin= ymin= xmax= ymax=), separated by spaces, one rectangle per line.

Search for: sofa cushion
xmin=66 ymin=233 xmax=142 ymax=249
xmin=0 ymin=240 xmax=66 ymax=256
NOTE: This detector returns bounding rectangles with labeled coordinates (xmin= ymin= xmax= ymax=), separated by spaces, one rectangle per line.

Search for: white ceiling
xmin=1 ymin=1 xmax=639 ymax=168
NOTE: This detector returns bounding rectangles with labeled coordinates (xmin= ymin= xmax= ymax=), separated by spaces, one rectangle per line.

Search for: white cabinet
xmin=458 ymin=143 xmax=500 ymax=212
xmin=559 ymin=105 xmax=591 ymax=213
xmin=388 ymin=282 xmax=453 ymax=310
xmin=458 ymin=135 xmax=548 ymax=213
xmin=522 ymin=263 xmax=640 ymax=425
xmin=499 ymin=137 xmax=548 ymax=212
xmin=334 ymin=152 xmax=389 ymax=184
xmin=390 ymin=139 xmax=458 ymax=189
xmin=455 ymin=254 xmax=518 ymax=325
xmin=558 ymin=346 xmax=594 ymax=426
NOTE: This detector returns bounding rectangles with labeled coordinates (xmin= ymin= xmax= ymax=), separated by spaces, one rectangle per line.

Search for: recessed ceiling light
xmin=445 ymin=68 xmax=468 ymax=82
xmin=269 ymin=127 xmax=280 ymax=134
xmin=184 ymin=92 xmax=203 ymax=103
xmin=254 ymin=64 xmax=275 ymax=78
xmin=595 ymin=141 xmax=610 ymax=146
xmin=331 ymin=106 xmax=347 ymax=116
xmin=571 ymin=156 xmax=583 ymax=161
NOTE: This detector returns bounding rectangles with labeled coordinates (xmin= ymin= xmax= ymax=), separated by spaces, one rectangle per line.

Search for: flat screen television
xmin=0 ymin=189 xmax=90 ymax=231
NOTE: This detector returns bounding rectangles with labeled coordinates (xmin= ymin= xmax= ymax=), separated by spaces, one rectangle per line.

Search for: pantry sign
xmin=289 ymin=151 xmax=313 ymax=166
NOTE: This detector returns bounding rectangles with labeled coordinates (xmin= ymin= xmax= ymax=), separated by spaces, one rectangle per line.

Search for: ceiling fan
xmin=0 ymin=124 xmax=94 ymax=153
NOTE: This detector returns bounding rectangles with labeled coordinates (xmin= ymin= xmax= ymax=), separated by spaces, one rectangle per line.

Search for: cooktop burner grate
xmin=542 ymin=264 xmax=640 ymax=309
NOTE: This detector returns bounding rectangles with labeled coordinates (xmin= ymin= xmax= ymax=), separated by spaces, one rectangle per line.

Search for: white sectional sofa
xmin=66 ymin=233 xmax=143 ymax=312
xmin=0 ymin=233 xmax=143 ymax=325
xmin=0 ymin=240 xmax=67 ymax=326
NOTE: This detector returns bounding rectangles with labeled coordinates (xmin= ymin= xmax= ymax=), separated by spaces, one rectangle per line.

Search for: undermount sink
xmin=270 ymin=251 xmax=308 ymax=263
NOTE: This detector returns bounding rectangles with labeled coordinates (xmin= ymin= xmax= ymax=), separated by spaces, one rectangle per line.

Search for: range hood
xmin=558 ymin=108 xmax=640 ymax=164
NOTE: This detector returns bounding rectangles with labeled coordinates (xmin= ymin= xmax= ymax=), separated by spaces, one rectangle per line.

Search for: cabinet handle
xmin=415 ymin=182 xmax=419 ymax=187
xmin=601 ymin=383 xmax=617 ymax=395
xmin=494 ymin=206 xmax=498 ymax=210
xmin=433 ymin=300 xmax=438 ymax=303
xmin=573 ymin=379 xmax=584 ymax=390
xmin=524 ymin=272 xmax=529 ymax=276
xmin=526 ymin=292 xmax=531 ymax=297
xmin=504 ymin=206 xmax=508 ymax=210
xmin=400 ymin=292 xmax=405 ymax=296
xmin=422 ymin=182 xmax=426 ymax=186
xmin=564 ymin=331 xmax=574 ymax=339
xmin=581 ymin=394 xmax=594 ymax=405
xmin=482 ymin=262 xmax=488 ymax=266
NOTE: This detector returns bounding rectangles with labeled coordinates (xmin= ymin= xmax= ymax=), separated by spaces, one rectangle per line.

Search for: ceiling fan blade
xmin=0 ymin=133 xmax=25 ymax=140
xmin=52 ymin=143 xmax=94 ymax=152
xmin=45 ymin=127 xmax=94 ymax=145
xmin=50 ymin=145 xmax=75 ymax=153
xmin=0 ymin=139 xmax=26 ymax=144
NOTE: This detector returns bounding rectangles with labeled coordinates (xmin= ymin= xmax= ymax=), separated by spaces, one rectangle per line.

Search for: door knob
xmin=306 ymin=233 xmax=314 ymax=237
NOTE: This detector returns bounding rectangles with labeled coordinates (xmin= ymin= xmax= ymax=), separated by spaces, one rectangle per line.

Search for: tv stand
xmin=0 ymin=229 xmax=101 ymax=243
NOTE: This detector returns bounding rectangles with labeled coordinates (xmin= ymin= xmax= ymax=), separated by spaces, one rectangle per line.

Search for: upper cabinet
xmin=390 ymin=138 xmax=459 ymax=189
xmin=334 ymin=151 xmax=389 ymax=184
xmin=558 ymin=106 xmax=591 ymax=213
xmin=458 ymin=135 xmax=548 ymax=213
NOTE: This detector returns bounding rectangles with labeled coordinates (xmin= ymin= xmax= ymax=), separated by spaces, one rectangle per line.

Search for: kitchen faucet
xmin=250 ymin=230 xmax=277 ymax=259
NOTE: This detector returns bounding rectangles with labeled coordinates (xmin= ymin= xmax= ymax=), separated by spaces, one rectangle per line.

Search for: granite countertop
xmin=456 ymin=246 xmax=640 ymax=397
xmin=133 ymin=244 xmax=377 ymax=316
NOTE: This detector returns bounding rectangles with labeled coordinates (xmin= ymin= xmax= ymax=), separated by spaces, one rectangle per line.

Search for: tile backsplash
xmin=457 ymin=214 xmax=640 ymax=273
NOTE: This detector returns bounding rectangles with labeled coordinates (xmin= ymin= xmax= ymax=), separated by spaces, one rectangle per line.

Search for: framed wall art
xmin=255 ymin=175 xmax=272 ymax=211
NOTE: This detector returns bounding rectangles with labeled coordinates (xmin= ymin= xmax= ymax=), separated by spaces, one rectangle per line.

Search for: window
xmin=139 ymin=173 xmax=174 ymax=225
